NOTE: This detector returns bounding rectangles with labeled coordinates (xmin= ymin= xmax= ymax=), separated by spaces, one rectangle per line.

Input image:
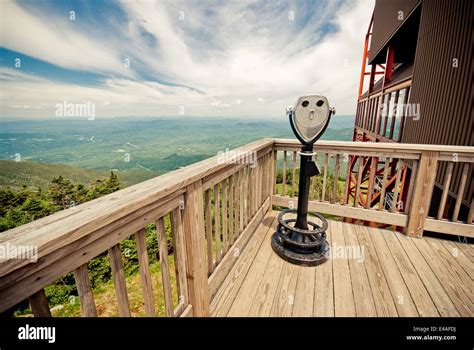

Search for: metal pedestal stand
xmin=271 ymin=145 xmax=330 ymax=266
xmin=271 ymin=96 xmax=335 ymax=267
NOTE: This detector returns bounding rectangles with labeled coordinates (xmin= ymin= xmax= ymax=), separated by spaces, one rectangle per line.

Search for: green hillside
xmin=0 ymin=160 xmax=155 ymax=190
xmin=0 ymin=119 xmax=355 ymax=191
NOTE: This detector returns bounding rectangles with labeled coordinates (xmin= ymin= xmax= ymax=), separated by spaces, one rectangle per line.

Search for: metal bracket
xmin=298 ymin=151 xmax=316 ymax=156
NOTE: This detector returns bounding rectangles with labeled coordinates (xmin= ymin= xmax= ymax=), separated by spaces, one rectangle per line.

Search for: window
xmin=379 ymin=94 xmax=389 ymax=136
xmin=362 ymin=101 xmax=367 ymax=129
xmin=392 ymin=89 xmax=406 ymax=141
xmin=370 ymin=98 xmax=376 ymax=131
xmin=367 ymin=99 xmax=372 ymax=131
xmin=357 ymin=101 xmax=363 ymax=126
xmin=375 ymin=96 xmax=382 ymax=134
xmin=384 ymin=92 xmax=396 ymax=138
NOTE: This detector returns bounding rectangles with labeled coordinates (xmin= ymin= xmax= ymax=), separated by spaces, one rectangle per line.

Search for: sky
xmin=0 ymin=0 xmax=374 ymax=119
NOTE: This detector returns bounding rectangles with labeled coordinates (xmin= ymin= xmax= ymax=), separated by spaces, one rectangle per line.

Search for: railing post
xmin=74 ymin=264 xmax=98 ymax=317
xmin=270 ymin=149 xmax=277 ymax=208
xmin=182 ymin=180 xmax=210 ymax=316
xmin=28 ymin=289 xmax=51 ymax=317
xmin=405 ymin=151 xmax=438 ymax=238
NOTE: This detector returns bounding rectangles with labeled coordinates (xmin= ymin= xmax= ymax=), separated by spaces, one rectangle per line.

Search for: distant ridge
xmin=0 ymin=160 xmax=154 ymax=190
xmin=0 ymin=119 xmax=355 ymax=190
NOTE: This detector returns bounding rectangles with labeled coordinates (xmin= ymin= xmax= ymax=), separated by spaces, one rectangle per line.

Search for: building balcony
xmin=0 ymin=139 xmax=472 ymax=317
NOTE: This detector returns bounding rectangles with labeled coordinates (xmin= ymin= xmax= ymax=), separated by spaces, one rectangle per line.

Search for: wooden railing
xmin=0 ymin=138 xmax=275 ymax=316
xmin=204 ymin=146 xmax=275 ymax=300
xmin=0 ymin=138 xmax=472 ymax=317
xmin=272 ymin=139 xmax=473 ymax=238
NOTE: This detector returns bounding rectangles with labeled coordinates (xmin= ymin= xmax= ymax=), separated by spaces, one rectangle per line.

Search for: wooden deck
xmin=1 ymin=139 xmax=472 ymax=317
xmin=211 ymin=211 xmax=474 ymax=317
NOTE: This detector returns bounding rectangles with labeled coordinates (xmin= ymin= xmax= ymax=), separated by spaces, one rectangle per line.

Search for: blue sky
xmin=0 ymin=0 xmax=374 ymax=119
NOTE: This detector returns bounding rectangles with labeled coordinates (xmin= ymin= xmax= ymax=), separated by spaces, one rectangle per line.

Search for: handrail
xmin=273 ymin=139 xmax=474 ymax=239
xmin=274 ymin=139 xmax=474 ymax=155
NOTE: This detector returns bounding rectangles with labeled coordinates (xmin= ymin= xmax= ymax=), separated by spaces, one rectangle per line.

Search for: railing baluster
xmin=452 ymin=163 xmax=469 ymax=222
xmin=251 ymin=162 xmax=256 ymax=207
xmin=282 ymin=151 xmax=287 ymax=196
xmin=344 ymin=154 xmax=353 ymax=205
xmin=467 ymin=199 xmax=474 ymax=225
xmin=261 ymin=154 xmax=267 ymax=204
xmin=332 ymin=154 xmax=340 ymax=204
xmin=73 ymin=264 xmax=97 ymax=317
xmin=379 ymin=157 xmax=390 ymax=210
xmin=252 ymin=165 xmax=257 ymax=216
xmin=156 ymin=217 xmax=174 ymax=317
xmin=228 ymin=174 xmax=234 ymax=245
xmin=204 ymin=189 xmax=213 ymax=273
xmin=171 ymin=207 xmax=189 ymax=310
xmin=259 ymin=155 xmax=268 ymax=201
xmin=272 ymin=149 xmax=277 ymax=198
xmin=255 ymin=160 xmax=260 ymax=208
xmin=135 ymin=229 xmax=155 ymax=316
xmin=311 ymin=153 xmax=317 ymax=200
xmin=404 ymin=159 xmax=418 ymax=214
xmin=214 ymin=184 xmax=222 ymax=263
xmin=260 ymin=154 xmax=270 ymax=201
xmin=241 ymin=167 xmax=246 ymax=227
xmin=248 ymin=166 xmax=254 ymax=218
xmin=108 ymin=244 xmax=131 ymax=317
xmin=239 ymin=168 xmax=244 ymax=233
xmin=28 ymin=289 xmax=52 ymax=317
xmin=366 ymin=157 xmax=376 ymax=209
xmin=267 ymin=153 xmax=272 ymax=199
xmin=322 ymin=153 xmax=329 ymax=201
xmin=257 ymin=157 xmax=262 ymax=206
xmin=243 ymin=167 xmax=249 ymax=226
xmin=291 ymin=151 xmax=297 ymax=198
xmin=437 ymin=162 xmax=454 ymax=220
xmin=261 ymin=154 xmax=265 ymax=203
xmin=256 ymin=158 xmax=260 ymax=207
xmin=391 ymin=161 xmax=403 ymax=214
xmin=354 ymin=155 xmax=364 ymax=207
xmin=255 ymin=159 xmax=260 ymax=209
xmin=233 ymin=172 xmax=239 ymax=242
xmin=222 ymin=179 xmax=228 ymax=254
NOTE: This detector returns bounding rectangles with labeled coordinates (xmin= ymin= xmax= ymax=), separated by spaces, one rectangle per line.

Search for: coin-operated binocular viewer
xmin=271 ymin=95 xmax=335 ymax=266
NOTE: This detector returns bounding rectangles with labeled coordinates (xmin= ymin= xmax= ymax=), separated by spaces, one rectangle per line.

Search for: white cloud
xmin=0 ymin=0 xmax=375 ymax=119
xmin=0 ymin=68 xmax=210 ymax=118
xmin=0 ymin=1 xmax=131 ymax=76
xmin=210 ymin=100 xmax=231 ymax=109
xmin=11 ymin=105 xmax=40 ymax=109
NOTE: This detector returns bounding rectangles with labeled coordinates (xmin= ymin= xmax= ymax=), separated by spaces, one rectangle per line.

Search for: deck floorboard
xmin=211 ymin=211 xmax=473 ymax=317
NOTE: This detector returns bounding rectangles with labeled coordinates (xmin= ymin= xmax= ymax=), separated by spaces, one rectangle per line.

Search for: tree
xmin=0 ymin=188 xmax=15 ymax=216
xmin=106 ymin=171 xmax=120 ymax=192
xmin=49 ymin=175 xmax=76 ymax=210
xmin=87 ymin=172 xmax=121 ymax=200
xmin=0 ymin=173 xmax=133 ymax=311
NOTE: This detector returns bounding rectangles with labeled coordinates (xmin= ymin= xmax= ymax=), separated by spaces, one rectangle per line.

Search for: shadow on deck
xmin=211 ymin=211 xmax=473 ymax=317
